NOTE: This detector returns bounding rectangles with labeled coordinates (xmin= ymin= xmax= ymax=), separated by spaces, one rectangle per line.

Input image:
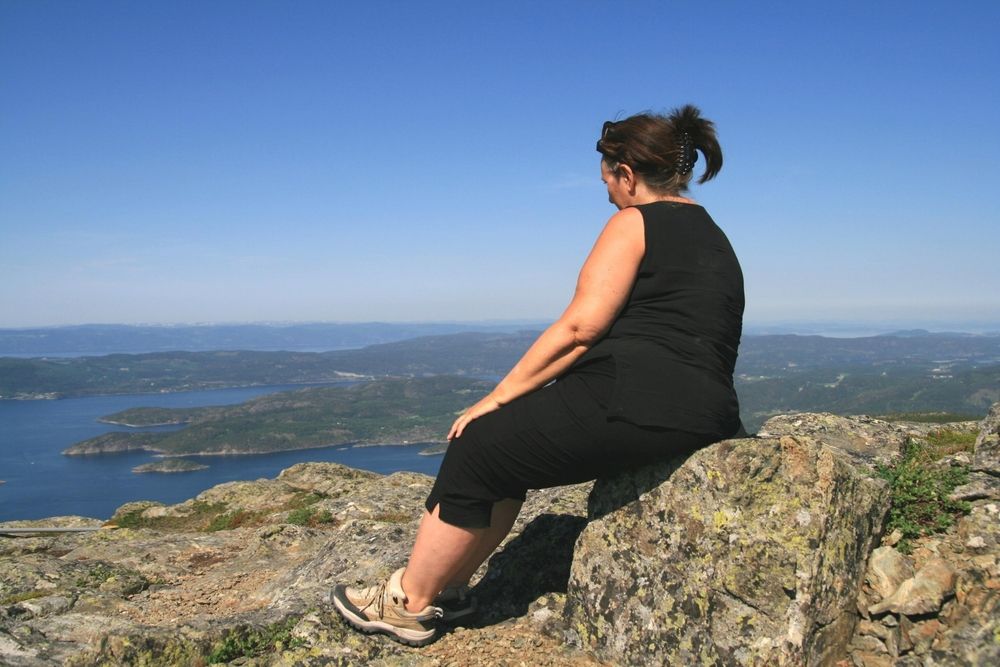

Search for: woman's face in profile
xmin=601 ymin=160 xmax=627 ymax=210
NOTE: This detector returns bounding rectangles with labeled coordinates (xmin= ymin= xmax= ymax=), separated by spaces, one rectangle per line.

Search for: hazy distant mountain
xmin=0 ymin=322 xmax=548 ymax=356
xmin=3 ymin=331 xmax=999 ymax=431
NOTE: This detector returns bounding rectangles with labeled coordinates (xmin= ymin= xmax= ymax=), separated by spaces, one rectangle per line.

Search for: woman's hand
xmin=448 ymin=394 xmax=503 ymax=441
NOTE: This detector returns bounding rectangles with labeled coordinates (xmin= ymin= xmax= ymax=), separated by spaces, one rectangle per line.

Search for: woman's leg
xmin=447 ymin=497 xmax=522 ymax=587
xmin=400 ymin=498 xmax=522 ymax=612
xmin=399 ymin=504 xmax=479 ymax=611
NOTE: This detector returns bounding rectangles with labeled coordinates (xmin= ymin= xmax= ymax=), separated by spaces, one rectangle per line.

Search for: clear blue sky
xmin=2 ymin=1 xmax=998 ymax=329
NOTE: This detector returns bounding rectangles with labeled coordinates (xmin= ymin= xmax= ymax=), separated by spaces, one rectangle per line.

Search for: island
xmin=132 ymin=459 xmax=209 ymax=474
xmin=63 ymin=375 xmax=491 ymax=457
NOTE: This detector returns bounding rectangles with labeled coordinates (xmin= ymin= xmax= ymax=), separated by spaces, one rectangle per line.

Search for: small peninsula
xmin=62 ymin=376 xmax=490 ymax=457
xmin=63 ymin=432 xmax=168 ymax=456
xmin=132 ymin=459 xmax=209 ymax=474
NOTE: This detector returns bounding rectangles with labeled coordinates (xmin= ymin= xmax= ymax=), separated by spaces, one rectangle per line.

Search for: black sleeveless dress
xmin=574 ymin=200 xmax=744 ymax=437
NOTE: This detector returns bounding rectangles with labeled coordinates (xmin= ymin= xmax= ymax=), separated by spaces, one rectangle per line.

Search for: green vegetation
xmin=132 ymin=458 xmax=208 ymax=473
xmin=924 ymin=428 xmax=979 ymax=456
xmin=284 ymin=492 xmax=336 ymax=527
xmin=63 ymin=431 xmax=169 ymax=456
xmin=285 ymin=492 xmax=325 ymax=509
xmin=286 ymin=506 xmax=335 ymax=527
xmin=66 ymin=376 xmax=492 ymax=456
xmin=108 ymin=490 xmax=336 ymax=533
xmin=206 ymin=617 xmax=304 ymax=663
xmin=1 ymin=590 xmax=50 ymax=605
xmin=110 ymin=501 xmax=228 ymax=531
xmin=206 ymin=509 xmax=267 ymax=532
xmin=74 ymin=562 xmax=116 ymax=588
xmin=101 ymin=406 xmax=216 ymax=426
xmin=739 ymin=365 xmax=1000 ymax=432
xmin=879 ymin=412 xmax=982 ymax=424
xmin=876 ymin=431 xmax=974 ymax=553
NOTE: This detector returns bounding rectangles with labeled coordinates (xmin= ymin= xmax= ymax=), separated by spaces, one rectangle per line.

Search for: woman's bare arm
xmin=448 ymin=207 xmax=646 ymax=440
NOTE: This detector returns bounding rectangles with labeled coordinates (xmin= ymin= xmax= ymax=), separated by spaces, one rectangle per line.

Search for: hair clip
xmin=676 ymin=133 xmax=696 ymax=175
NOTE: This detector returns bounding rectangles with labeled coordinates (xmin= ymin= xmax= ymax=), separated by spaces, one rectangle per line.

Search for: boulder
xmin=868 ymin=558 xmax=956 ymax=616
xmin=865 ymin=547 xmax=914 ymax=600
xmin=757 ymin=412 xmax=909 ymax=469
xmin=565 ymin=428 xmax=891 ymax=666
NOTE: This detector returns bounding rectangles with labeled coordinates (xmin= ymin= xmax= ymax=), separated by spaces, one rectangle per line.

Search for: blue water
xmin=0 ymin=385 xmax=443 ymax=522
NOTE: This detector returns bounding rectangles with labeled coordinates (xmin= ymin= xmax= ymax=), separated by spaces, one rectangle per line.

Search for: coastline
xmin=0 ymin=376 xmax=373 ymax=402
xmin=97 ymin=419 xmax=187 ymax=427
xmin=66 ymin=439 xmax=448 ymax=458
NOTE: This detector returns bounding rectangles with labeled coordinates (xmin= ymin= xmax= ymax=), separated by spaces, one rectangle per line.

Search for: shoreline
xmin=0 ymin=376 xmax=375 ymax=402
xmin=65 ymin=440 xmax=447 ymax=458
xmin=97 ymin=419 xmax=187 ymax=427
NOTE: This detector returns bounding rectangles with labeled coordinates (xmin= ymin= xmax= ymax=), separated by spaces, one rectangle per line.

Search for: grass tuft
xmin=286 ymin=506 xmax=336 ymax=527
xmin=878 ymin=412 xmax=981 ymax=424
xmin=876 ymin=434 xmax=972 ymax=553
xmin=207 ymin=617 xmax=304 ymax=663
xmin=1 ymin=590 xmax=50 ymax=605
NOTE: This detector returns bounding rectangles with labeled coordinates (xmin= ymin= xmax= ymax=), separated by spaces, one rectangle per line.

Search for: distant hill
xmin=0 ymin=322 xmax=547 ymax=356
xmin=4 ymin=331 xmax=999 ymax=432
xmin=0 ymin=331 xmax=538 ymax=399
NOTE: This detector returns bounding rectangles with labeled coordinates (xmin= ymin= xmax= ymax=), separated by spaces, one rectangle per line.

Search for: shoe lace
xmin=357 ymin=579 xmax=443 ymax=621
xmin=358 ymin=580 xmax=390 ymax=619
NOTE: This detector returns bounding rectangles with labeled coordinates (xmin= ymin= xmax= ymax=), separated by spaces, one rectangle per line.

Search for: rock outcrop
xmin=846 ymin=407 xmax=1000 ymax=667
xmin=2 ymin=408 xmax=998 ymax=666
xmin=564 ymin=429 xmax=890 ymax=666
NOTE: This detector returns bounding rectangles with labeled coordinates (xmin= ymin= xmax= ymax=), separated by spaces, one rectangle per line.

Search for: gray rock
xmin=956 ymin=502 xmax=1000 ymax=553
xmin=565 ymin=428 xmax=891 ymax=666
xmin=0 ymin=628 xmax=40 ymax=667
xmin=16 ymin=595 xmax=73 ymax=619
xmin=866 ymin=547 xmax=914 ymax=600
xmin=973 ymin=402 xmax=1000 ymax=476
xmin=757 ymin=412 xmax=909 ymax=469
xmin=949 ymin=471 xmax=1000 ymax=501
xmin=869 ymin=558 xmax=956 ymax=616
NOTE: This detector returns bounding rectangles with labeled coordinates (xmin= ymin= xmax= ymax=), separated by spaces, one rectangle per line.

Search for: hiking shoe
xmin=331 ymin=567 xmax=442 ymax=646
xmin=435 ymin=583 xmax=477 ymax=621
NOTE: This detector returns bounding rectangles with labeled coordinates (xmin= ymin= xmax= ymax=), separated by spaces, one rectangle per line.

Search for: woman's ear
xmin=618 ymin=164 xmax=637 ymax=194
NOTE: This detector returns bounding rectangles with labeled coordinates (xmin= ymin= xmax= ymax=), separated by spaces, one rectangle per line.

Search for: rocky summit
xmin=2 ymin=407 xmax=998 ymax=666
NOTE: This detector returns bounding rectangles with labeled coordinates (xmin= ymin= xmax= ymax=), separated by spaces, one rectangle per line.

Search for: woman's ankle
xmin=399 ymin=569 xmax=435 ymax=612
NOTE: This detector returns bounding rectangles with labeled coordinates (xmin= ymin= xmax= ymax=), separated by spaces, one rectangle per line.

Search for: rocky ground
xmin=1 ymin=408 xmax=998 ymax=666
xmin=1 ymin=463 xmax=606 ymax=666
xmin=842 ymin=411 xmax=1000 ymax=667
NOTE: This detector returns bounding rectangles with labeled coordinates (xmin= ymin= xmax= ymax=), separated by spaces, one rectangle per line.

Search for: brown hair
xmin=596 ymin=104 xmax=722 ymax=194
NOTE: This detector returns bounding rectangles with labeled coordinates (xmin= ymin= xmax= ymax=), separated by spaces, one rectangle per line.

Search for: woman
xmin=332 ymin=105 xmax=744 ymax=646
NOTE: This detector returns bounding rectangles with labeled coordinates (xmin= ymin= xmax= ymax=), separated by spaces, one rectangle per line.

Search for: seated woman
xmin=331 ymin=104 xmax=744 ymax=646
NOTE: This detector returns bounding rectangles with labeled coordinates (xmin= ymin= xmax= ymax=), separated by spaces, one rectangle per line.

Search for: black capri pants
xmin=425 ymin=356 xmax=716 ymax=528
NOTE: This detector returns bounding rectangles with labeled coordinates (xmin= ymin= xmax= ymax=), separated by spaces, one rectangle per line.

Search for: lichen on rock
xmin=564 ymin=428 xmax=891 ymax=666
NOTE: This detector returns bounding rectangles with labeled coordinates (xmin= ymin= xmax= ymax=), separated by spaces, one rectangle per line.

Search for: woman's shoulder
xmin=596 ymin=206 xmax=646 ymax=249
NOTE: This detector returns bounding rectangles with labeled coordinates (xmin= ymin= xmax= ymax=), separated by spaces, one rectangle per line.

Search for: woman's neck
xmin=631 ymin=189 xmax=696 ymax=207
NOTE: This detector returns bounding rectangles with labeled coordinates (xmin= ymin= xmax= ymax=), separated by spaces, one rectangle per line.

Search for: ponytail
xmin=597 ymin=104 xmax=723 ymax=194
xmin=668 ymin=104 xmax=722 ymax=185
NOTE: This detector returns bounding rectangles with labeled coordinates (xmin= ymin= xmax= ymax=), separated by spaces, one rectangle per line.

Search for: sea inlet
xmin=0 ymin=384 xmax=443 ymax=522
